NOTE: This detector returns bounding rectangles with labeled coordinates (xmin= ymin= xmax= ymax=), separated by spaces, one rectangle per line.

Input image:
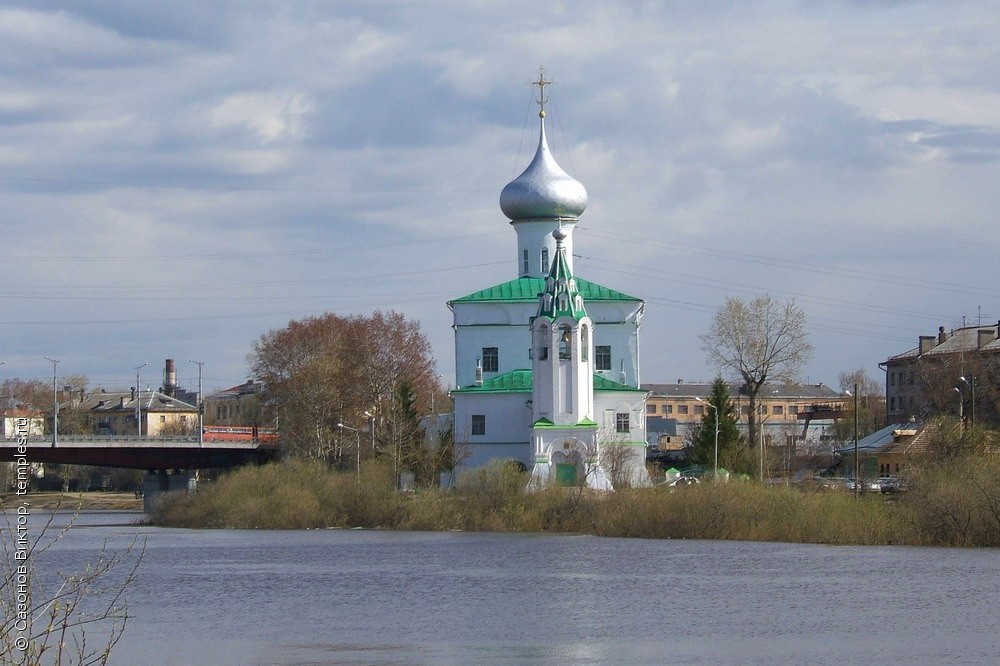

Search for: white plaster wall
xmin=453 ymin=301 xmax=641 ymax=388
xmin=511 ymin=220 xmax=577 ymax=277
xmin=453 ymin=392 xmax=533 ymax=444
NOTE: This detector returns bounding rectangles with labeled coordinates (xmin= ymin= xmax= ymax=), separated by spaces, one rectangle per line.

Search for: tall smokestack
xmin=164 ymin=358 xmax=177 ymax=397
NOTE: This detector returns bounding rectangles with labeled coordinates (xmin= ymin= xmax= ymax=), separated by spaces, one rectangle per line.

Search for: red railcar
xmin=202 ymin=426 xmax=279 ymax=443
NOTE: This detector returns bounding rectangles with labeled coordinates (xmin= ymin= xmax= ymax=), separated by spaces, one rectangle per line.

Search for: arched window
xmin=581 ymin=324 xmax=589 ymax=362
xmin=558 ymin=324 xmax=572 ymax=360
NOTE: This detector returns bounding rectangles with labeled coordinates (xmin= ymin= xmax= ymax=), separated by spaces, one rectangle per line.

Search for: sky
xmin=1 ymin=1 xmax=999 ymax=398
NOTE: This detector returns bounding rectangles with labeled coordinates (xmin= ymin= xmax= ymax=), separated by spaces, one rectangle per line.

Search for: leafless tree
xmin=0 ymin=504 xmax=143 ymax=665
xmin=700 ymin=295 xmax=812 ymax=456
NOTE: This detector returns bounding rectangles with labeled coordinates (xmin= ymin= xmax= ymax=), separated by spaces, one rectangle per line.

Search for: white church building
xmin=446 ymin=78 xmax=650 ymax=489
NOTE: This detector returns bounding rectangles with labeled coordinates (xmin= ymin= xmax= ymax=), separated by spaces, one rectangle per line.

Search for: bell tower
xmin=528 ymin=229 xmax=609 ymax=489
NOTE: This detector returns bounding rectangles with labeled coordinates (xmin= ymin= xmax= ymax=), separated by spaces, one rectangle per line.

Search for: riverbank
xmin=1 ymin=491 xmax=142 ymax=511
xmin=149 ymin=454 xmax=1000 ymax=546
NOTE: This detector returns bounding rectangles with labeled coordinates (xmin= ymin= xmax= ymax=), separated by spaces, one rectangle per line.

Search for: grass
xmin=149 ymin=455 xmax=1000 ymax=547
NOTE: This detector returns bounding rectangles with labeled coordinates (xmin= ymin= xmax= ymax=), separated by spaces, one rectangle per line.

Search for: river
xmin=19 ymin=511 xmax=1000 ymax=665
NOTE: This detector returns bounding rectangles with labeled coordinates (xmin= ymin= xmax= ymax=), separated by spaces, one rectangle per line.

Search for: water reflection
xmin=18 ymin=512 xmax=1000 ymax=665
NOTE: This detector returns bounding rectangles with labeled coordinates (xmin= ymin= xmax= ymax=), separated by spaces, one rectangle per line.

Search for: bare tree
xmin=700 ymin=295 xmax=812 ymax=457
xmin=1 ymin=505 xmax=143 ymax=665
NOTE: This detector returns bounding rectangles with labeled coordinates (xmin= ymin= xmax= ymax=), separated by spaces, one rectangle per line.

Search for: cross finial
xmin=533 ymin=66 xmax=551 ymax=118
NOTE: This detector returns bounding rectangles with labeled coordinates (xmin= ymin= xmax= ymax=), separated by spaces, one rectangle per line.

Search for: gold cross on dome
xmin=533 ymin=67 xmax=551 ymax=116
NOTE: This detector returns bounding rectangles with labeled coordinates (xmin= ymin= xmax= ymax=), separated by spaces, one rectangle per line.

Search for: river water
xmin=20 ymin=511 xmax=1000 ymax=665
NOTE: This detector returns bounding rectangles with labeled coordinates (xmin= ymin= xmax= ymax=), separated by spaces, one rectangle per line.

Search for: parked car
xmin=868 ymin=477 xmax=903 ymax=493
xmin=814 ymin=477 xmax=856 ymax=492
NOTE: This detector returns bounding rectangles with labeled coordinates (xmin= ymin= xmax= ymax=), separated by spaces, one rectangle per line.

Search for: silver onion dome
xmin=499 ymin=118 xmax=588 ymax=221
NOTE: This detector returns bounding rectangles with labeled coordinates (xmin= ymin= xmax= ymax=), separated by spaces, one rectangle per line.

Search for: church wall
xmin=453 ymin=391 xmax=533 ymax=470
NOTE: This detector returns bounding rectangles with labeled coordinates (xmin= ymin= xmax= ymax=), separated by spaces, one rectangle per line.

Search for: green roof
xmin=451 ymin=369 xmax=646 ymax=394
xmin=450 ymin=276 xmax=640 ymax=304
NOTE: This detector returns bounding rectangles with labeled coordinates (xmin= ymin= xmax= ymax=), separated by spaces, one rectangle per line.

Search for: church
xmin=447 ymin=76 xmax=649 ymax=489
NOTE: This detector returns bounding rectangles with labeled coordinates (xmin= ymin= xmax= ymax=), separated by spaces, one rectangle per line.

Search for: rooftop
xmin=450 ymin=276 xmax=640 ymax=305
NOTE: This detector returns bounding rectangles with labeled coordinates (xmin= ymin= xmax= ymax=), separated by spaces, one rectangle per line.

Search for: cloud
xmin=0 ymin=1 xmax=999 ymax=392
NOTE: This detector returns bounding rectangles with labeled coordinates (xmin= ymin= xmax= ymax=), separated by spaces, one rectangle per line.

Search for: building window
xmin=541 ymin=248 xmax=549 ymax=273
xmin=662 ymin=404 xmax=672 ymax=414
xmin=160 ymin=415 xmax=166 ymax=423
xmin=523 ymin=249 xmax=529 ymax=274
xmin=677 ymin=404 xmax=689 ymax=415
xmin=646 ymin=404 xmax=656 ymax=414
xmin=595 ymin=346 xmax=611 ymax=371
xmin=908 ymin=372 xmax=914 ymax=385
xmin=482 ymin=347 xmax=499 ymax=373
xmin=890 ymin=372 xmax=895 ymax=386
xmin=615 ymin=412 xmax=630 ymax=433
xmin=471 ymin=415 xmax=486 ymax=436
xmin=773 ymin=405 xmax=784 ymax=415
xmin=693 ymin=405 xmax=704 ymax=415
xmin=890 ymin=397 xmax=896 ymax=410
xmin=788 ymin=405 xmax=798 ymax=415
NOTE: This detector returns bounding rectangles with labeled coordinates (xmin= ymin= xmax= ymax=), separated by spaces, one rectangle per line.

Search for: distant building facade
xmin=204 ymin=380 xmax=267 ymax=427
xmin=883 ymin=323 xmax=1000 ymax=424
xmin=643 ymin=381 xmax=844 ymax=450
xmin=71 ymin=389 xmax=197 ymax=436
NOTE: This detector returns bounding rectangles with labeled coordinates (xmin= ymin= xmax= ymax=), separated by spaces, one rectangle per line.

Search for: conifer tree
xmin=689 ymin=377 xmax=744 ymax=473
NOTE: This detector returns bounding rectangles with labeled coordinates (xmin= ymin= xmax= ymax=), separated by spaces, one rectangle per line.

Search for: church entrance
xmin=555 ymin=463 xmax=577 ymax=486
xmin=551 ymin=448 xmax=583 ymax=487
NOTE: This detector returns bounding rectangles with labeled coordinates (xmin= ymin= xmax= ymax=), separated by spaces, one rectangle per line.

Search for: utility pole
xmin=44 ymin=357 xmax=58 ymax=447
xmin=190 ymin=360 xmax=205 ymax=446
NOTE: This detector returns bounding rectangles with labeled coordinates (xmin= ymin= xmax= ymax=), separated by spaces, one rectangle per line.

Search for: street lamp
xmin=135 ymin=363 xmax=147 ymax=436
xmin=960 ymin=376 xmax=976 ymax=429
xmin=44 ymin=357 xmax=59 ymax=447
xmin=190 ymin=360 xmax=205 ymax=447
xmin=337 ymin=423 xmax=361 ymax=480
xmin=695 ymin=397 xmax=719 ymax=478
xmin=363 ymin=410 xmax=376 ymax=454
xmin=845 ymin=385 xmax=859 ymax=498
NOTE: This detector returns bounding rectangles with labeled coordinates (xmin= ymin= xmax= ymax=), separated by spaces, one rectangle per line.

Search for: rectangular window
xmin=908 ymin=372 xmax=914 ymax=385
xmin=471 ymin=415 xmax=486 ymax=436
xmin=663 ymin=404 xmax=673 ymax=414
xmin=595 ymin=345 xmax=611 ymax=371
xmin=890 ymin=372 xmax=895 ymax=386
xmin=522 ymin=249 xmax=529 ymax=274
xmin=693 ymin=405 xmax=704 ymax=415
xmin=773 ymin=405 xmax=784 ymax=415
xmin=482 ymin=347 xmax=499 ymax=373
xmin=646 ymin=404 xmax=656 ymax=414
xmin=788 ymin=405 xmax=798 ymax=415
xmin=160 ymin=415 xmax=166 ymax=423
xmin=615 ymin=412 xmax=630 ymax=433
xmin=541 ymin=248 xmax=549 ymax=273
xmin=890 ymin=397 xmax=896 ymax=410
xmin=677 ymin=404 xmax=689 ymax=415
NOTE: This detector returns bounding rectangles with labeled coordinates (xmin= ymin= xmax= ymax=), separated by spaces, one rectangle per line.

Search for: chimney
xmin=163 ymin=358 xmax=178 ymax=398
xmin=918 ymin=336 xmax=936 ymax=355
xmin=120 ymin=396 xmax=127 ymax=408
xmin=938 ymin=326 xmax=947 ymax=344
xmin=978 ymin=329 xmax=994 ymax=349
xmin=130 ymin=387 xmax=136 ymax=401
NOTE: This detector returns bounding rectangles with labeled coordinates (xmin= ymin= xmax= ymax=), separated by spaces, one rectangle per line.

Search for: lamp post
xmin=695 ymin=397 xmax=719 ymax=479
xmin=337 ymin=423 xmax=361 ymax=480
xmin=134 ymin=362 xmax=147 ymax=436
xmin=190 ymin=360 xmax=204 ymax=447
xmin=846 ymin=385 xmax=859 ymax=498
xmin=44 ymin=357 xmax=59 ymax=447
xmin=960 ymin=376 xmax=976 ymax=429
xmin=364 ymin=410 xmax=376 ymax=455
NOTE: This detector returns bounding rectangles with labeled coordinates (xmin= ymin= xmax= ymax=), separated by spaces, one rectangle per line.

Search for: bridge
xmin=0 ymin=435 xmax=280 ymax=510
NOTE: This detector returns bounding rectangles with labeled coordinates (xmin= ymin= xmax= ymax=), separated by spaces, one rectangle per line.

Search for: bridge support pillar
xmin=143 ymin=469 xmax=197 ymax=513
